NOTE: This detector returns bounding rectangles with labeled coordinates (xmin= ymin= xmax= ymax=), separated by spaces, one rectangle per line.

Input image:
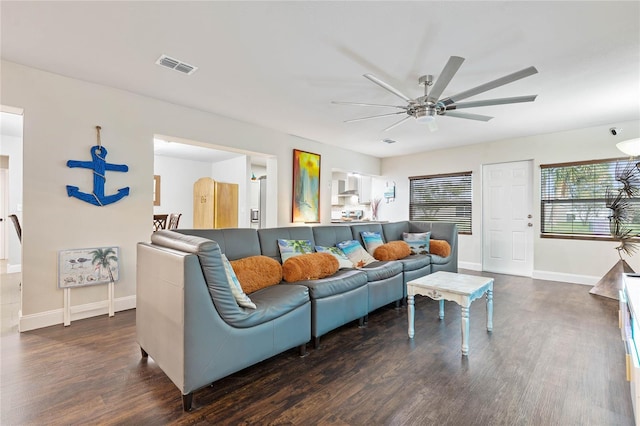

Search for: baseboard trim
xmin=532 ymin=270 xmax=597 ymax=286
xmin=19 ymin=295 xmax=136 ymax=332
xmin=459 ymin=262 xmax=598 ymax=286
xmin=459 ymin=261 xmax=482 ymax=271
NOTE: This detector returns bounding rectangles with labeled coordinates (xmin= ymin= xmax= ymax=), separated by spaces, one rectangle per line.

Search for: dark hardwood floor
xmin=0 ymin=271 xmax=634 ymax=425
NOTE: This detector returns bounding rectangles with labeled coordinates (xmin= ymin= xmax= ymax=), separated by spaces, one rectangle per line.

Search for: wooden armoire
xmin=193 ymin=177 xmax=239 ymax=228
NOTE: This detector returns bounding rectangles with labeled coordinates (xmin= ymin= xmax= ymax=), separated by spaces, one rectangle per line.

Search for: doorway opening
xmin=153 ymin=135 xmax=277 ymax=230
xmin=1 ymin=106 xmax=24 ymax=336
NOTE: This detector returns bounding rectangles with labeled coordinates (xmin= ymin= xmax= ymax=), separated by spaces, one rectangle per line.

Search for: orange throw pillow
xmin=429 ymin=239 xmax=451 ymax=258
xmin=373 ymin=241 xmax=411 ymax=261
xmin=230 ymin=255 xmax=283 ymax=294
xmin=282 ymin=252 xmax=339 ymax=282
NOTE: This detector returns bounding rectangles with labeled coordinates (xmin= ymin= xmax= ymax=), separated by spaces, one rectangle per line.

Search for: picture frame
xmin=292 ymin=149 xmax=321 ymax=223
xmin=58 ymin=246 xmax=120 ymax=288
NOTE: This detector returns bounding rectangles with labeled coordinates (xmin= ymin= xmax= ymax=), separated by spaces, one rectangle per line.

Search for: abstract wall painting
xmin=292 ymin=149 xmax=320 ymax=223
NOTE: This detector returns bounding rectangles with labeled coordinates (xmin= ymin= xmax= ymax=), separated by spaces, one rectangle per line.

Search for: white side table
xmin=407 ymin=271 xmax=494 ymax=356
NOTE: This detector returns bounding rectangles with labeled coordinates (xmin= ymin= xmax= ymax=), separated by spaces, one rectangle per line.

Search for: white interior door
xmin=482 ymin=160 xmax=534 ymax=276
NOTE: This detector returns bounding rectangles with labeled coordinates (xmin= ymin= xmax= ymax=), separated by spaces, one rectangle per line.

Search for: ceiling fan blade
xmin=445 ymin=95 xmax=538 ymax=110
xmin=440 ymin=66 xmax=538 ymax=106
xmin=363 ymin=73 xmax=413 ymax=102
xmin=344 ymin=111 xmax=407 ymax=123
xmin=383 ymin=116 xmax=413 ymax=132
xmin=332 ymin=101 xmax=408 ymax=110
xmin=427 ymin=56 xmax=465 ymax=104
xmin=441 ymin=111 xmax=493 ymax=121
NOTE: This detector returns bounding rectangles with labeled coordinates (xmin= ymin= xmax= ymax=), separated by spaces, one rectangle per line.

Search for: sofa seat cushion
xmin=359 ymin=260 xmax=403 ymax=282
xmin=291 ymin=269 xmax=368 ymax=299
xmin=236 ymin=284 xmax=310 ymax=328
xmin=397 ymin=254 xmax=431 ymax=272
xmin=429 ymin=253 xmax=452 ymax=265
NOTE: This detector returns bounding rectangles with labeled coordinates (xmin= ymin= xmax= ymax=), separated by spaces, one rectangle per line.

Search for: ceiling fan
xmin=333 ymin=56 xmax=538 ymax=132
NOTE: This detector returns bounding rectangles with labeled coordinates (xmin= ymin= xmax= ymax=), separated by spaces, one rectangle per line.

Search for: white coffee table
xmin=407 ymin=271 xmax=494 ymax=356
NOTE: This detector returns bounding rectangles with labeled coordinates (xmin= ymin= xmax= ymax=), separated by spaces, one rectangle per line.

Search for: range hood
xmin=337 ymin=178 xmax=359 ymax=197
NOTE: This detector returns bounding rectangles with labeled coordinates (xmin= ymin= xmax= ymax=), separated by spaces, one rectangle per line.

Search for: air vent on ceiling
xmin=155 ymin=54 xmax=198 ymax=75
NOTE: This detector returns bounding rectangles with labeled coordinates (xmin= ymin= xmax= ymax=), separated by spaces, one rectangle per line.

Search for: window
xmin=409 ymin=172 xmax=472 ymax=234
xmin=540 ymin=158 xmax=640 ymax=238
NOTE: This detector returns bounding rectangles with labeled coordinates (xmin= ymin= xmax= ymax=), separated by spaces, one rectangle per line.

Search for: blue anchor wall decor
xmin=66 ymin=126 xmax=130 ymax=206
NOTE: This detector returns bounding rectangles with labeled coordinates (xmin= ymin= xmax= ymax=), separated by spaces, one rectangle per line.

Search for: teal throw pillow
xmin=361 ymin=231 xmax=384 ymax=256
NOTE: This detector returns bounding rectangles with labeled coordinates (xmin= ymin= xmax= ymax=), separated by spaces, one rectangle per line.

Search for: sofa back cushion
xmin=312 ymin=225 xmax=353 ymax=248
xmin=381 ymin=221 xmax=410 ymax=243
xmin=176 ymin=228 xmax=261 ymax=260
xmin=258 ymin=227 xmax=315 ymax=263
xmin=413 ymin=222 xmax=457 ymax=243
xmin=350 ymin=223 xmax=385 ymax=248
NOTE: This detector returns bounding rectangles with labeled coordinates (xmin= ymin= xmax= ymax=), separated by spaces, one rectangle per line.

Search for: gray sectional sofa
xmin=136 ymin=221 xmax=457 ymax=410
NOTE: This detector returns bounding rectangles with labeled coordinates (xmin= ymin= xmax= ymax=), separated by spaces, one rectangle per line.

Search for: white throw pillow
xmin=336 ymin=240 xmax=376 ymax=268
xmin=314 ymin=245 xmax=354 ymax=269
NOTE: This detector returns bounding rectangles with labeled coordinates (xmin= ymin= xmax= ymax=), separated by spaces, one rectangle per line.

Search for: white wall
xmin=0 ymin=134 xmax=23 ymax=269
xmin=381 ymin=120 xmax=640 ymax=284
xmin=153 ymin=155 xmax=212 ymax=229
xmin=1 ymin=60 xmax=381 ymax=330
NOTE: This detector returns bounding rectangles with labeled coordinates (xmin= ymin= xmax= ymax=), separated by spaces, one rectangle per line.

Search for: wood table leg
xmin=439 ymin=299 xmax=445 ymax=320
xmin=408 ymin=294 xmax=415 ymax=339
xmin=461 ymin=305 xmax=470 ymax=356
xmin=486 ymin=288 xmax=493 ymax=332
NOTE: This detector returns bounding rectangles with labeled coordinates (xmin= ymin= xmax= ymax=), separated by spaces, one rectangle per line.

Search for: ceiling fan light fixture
xmin=415 ymin=108 xmax=436 ymax=123
xmin=616 ymin=138 xmax=640 ymax=156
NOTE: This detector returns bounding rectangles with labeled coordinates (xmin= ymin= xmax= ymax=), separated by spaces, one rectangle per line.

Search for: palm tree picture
xmin=89 ymin=247 xmax=119 ymax=285
xmin=59 ymin=246 xmax=120 ymax=288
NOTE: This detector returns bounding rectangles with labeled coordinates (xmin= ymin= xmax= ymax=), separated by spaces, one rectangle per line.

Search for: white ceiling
xmin=1 ymin=1 xmax=639 ymax=158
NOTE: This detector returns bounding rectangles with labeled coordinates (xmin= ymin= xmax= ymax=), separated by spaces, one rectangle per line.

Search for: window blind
xmin=540 ymin=158 xmax=640 ymax=237
xmin=409 ymin=172 xmax=472 ymax=234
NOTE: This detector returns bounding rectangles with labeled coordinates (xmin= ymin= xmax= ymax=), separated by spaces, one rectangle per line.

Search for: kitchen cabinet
xmin=359 ymin=176 xmax=372 ymax=204
xmin=331 ymin=179 xmax=345 ymax=205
